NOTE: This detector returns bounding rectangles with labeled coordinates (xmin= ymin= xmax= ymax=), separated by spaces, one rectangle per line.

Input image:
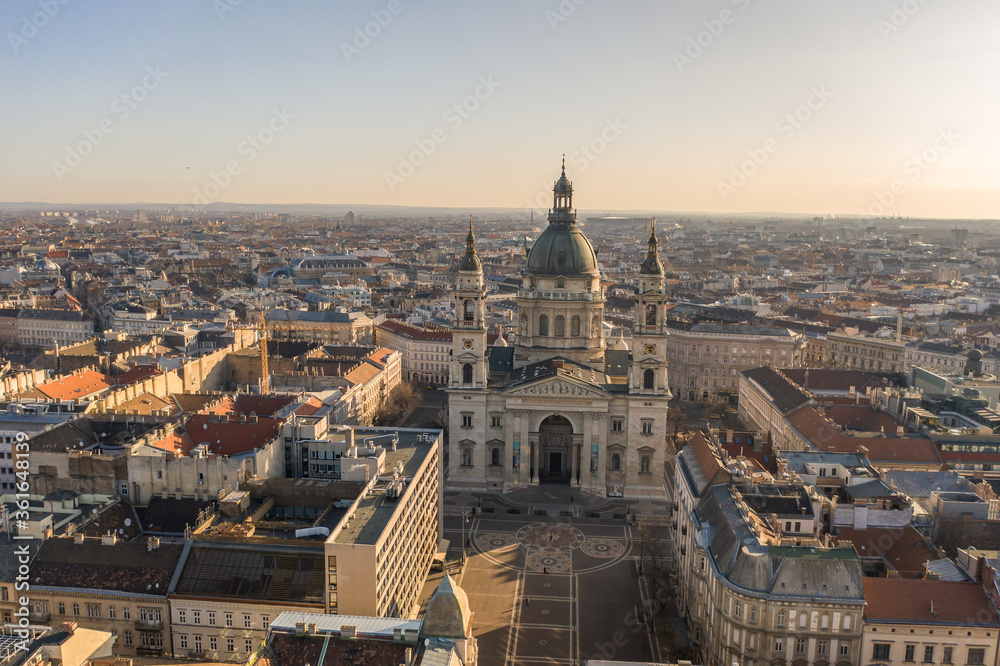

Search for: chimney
xmin=61 ymin=621 xmax=77 ymax=635
xmin=73 ymin=533 xmax=85 ymax=544
xmin=147 ymin=537 xmax=161 ymax=551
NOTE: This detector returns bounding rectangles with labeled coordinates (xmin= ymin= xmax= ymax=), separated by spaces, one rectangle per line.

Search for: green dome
xmin=525 ymin=223 xmax=600 ymax=277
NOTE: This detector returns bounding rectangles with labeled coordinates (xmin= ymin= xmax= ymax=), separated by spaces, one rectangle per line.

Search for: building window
xmin=611 ymin=453 xmax=621 ymax=471
xmin=611 ymin=419 xmax=623 ymax=432
xmin=179 ymin=610 xmax=186 ymax=624
xmin=246 ymin=638 xmax=254 ymax=653
xmin=262 ymin=615 xmax=269 ymax=630
xmin=490 ymin=414 xmax=502 ymax=428
xmin=108 ymin=605 xmax=116 ymax=619
xmin=194 ymin=635 xmax=202 ymax=653
xmin=462 ymin=363 xmax=473 ymax=384
xmin=225 ymin=612 xmax=233 ymax=627
xmin=733 ymin=602 xmax=741 ymax=619
xmin=905 ymin=644 xmax=916 ymax=662
xmin=538 ymin=315 xmax=549 ymax=337
xmin=58 ymin=602 xmax=65 ymax=615
xmin=943 ymin=646 xmax=953 ymax=664
xmin=554 ymin=315 xmax=565 ymax=337
xmin=461 ymin=414 xmax=472 ymax=428
xmin=193 ymin=610 xmax=201 ymax=625
xmin=873 ymin=643 xmax=891 ymax=661
xmin=818 ymin=640 xmax=827 ymax=656
xmin=72 ymin=603 xmax=79 ymax=616
xmin=227 ymin=637 xmax=235 ymax=652
xmin=571 ymin=315 xmax=581 ymax=337
xmin=491 ymin=448 xmax=500 ymax=466
xmin=122 ymin=606 xmax=130 ymax=619
xmin=841 ymin=643 xmax=850 ymax=657
xmin=641 ymin=421 xmax=653 ymax=435
xmin=969 ymin=648 xmax=986 ymax=665
xmin=776 ymin=610 xmax=785 ymax=627
xmin=244 ymin=614 xmax=252 ymax=628
xmin=208 ymin=611 xmax=216 ymax=626
xmin=774 ymin=639 xmax=783 ymax=654
xmin=924 ymin=645 xmax=934 ymax=663
xmin=124 ymin=631 xmax=133 ymax=647
xmin=210 ymin=636 xmax=218 ymax=651
xmin=643 ymin=368 xmax=655 ymax=389
xmin=87 ymin=604 xmax=100 ymax=618
xmin=179 ymin=634 xmax=188 ymax=649
xmin=796 ymin=638 xmax=805 ymax=654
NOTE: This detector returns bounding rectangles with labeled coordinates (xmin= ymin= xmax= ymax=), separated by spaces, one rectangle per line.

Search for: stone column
xmin=571 ymin=437 xmax=581 ymax=487
xmin=530 ymin=437 xmax=539 ymax=485
xmin=519 ymin=412 xmax=529 ymax=486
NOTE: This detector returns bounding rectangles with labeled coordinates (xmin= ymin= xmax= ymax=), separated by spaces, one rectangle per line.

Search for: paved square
xmin=445 ymin=515 xmax=658 ymax=665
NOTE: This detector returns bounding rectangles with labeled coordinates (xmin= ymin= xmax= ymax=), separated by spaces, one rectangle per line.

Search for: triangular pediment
xmin=504 ymin=375 xmax=608 ymax=399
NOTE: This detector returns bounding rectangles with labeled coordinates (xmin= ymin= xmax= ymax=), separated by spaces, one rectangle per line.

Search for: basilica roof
xmin=504 ymin=356 xmax=609 ymax=392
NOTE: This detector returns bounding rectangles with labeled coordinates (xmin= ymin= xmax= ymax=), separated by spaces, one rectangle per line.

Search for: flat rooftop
xmin=331 ymin=428 xmax=440 ymax=547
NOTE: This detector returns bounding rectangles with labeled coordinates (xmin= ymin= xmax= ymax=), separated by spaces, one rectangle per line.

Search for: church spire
xmin=639 ymin=217 xmax=663 ymax=276
xmin=550 ymin=158 xmax=575 ymax=226
xmin=458 ymin=215 xmax=482 ymax=273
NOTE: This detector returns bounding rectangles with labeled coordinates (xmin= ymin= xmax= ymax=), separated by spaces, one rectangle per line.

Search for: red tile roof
xmin=864 ymin=578 xmax=999 ymax=624
xmin=36 ymin=369 xmax=113 ymax=400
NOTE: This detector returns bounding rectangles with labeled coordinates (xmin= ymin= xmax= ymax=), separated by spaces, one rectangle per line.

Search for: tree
xmin=666 ymin=405 xmax=690 ymax=436
xmin=372 ymin=382 xmax=420 ymax=426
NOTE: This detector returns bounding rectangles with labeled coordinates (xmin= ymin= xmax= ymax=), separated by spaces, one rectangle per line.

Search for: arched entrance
xmin=539 ymin=414 xmax=572 ymax=483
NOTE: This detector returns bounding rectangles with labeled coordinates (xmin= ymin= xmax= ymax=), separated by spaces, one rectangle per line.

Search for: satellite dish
xmin=119 ymin=528 xmax=124 ymax=534
xmin=424 ymin=639 xmax=430 ymax=647
xmin=124 ymin=518 xmax=131 ymax=527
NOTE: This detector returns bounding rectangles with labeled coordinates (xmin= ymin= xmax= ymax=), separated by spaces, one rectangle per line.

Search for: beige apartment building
xmin=17 ymin=309 xmax=94 ymax=349
xmin=27 ymin=536 xmax=184 ymax=658
xmin=683 ymin=484 xmax=865 ymax=666
xmin=826 ymin=330 xmax=905 ymax=372
xmin=861 ymin=578 xmax=1000 ymax=666
xmin=265 ymin=308 xmax=373 ymax=345
xmin=666 ymin=322 xmax=806 ymax=403
xmin=168 ymin=543 xmax=325 ymax=662
xmin=324 ymin=428 xmax=443 ymax=618
xmin=376 ymin=319 xmax=452 ymax=385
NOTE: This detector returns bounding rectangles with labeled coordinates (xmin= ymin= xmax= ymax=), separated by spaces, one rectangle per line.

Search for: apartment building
xmin=266 ymin=308 xmax=373 ymax=345
xmin=666 ymin=322 xmax=806 ymax=403
xmin=16 ymin=309 xmax=94 ymax=349
xmin=686 ymin=484 xmax=865 ymax=666
xmin=324 ymin=428 xmax=443 ymax=618
xmin=904 ymin=341 xmax=997 ymax=376
xmin=28 ymin=536 xmax=184 ymax=658
xmin=861 ymin=578 xmax=1000 ymax=666
xmin=826 ymin=330 xmax=905 ymax=372
xmin=737 ymin=366 xmax=815 ymax=451
xmin=168 ymin=543 xmax=326 ymax=663
xmin=376 ymin=319 xmax=453 ymax=385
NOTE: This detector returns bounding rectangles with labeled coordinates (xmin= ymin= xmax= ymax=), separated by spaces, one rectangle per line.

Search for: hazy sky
xmin=1 ymin=0 xmax=998 ymax=218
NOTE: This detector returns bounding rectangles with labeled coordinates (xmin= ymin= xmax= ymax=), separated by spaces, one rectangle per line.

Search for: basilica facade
xmin=445 ymin=166 xmax=671 ymax=499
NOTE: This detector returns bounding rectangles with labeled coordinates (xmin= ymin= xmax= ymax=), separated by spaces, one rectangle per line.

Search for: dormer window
xmin=556 ymin=278 xmax=565 ymax=289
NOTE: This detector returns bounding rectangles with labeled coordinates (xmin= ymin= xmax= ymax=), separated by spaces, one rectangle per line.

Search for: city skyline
xmin=2 ymin=0 xmax=998 ymax=218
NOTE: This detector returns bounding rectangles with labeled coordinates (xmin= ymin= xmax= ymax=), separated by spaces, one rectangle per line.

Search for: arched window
xmin=538 ymin=314 xmax=549 ymax=337
xmin=556 ymin=278 xmax=565 ymax=289
xmin=776 ymin=610 xmax=785 ymax=627
xmin=643 ymin=368 xmax=655 ymax=389
xmin=72 ymin=603 xmax=79 ymax=616
xmin=571 ymin=315 xmax=581 ymax=337
xmin=646 ymin=304 xmax=656 ymax=325
xmin=58 ymin=602 xmax=65 ymax=615
xmin=592 ymin=315 xmax=600 ymax=338
xmin=464 ymin=299 xmax=474 ymax=321
xmin=491 ymin=448 xmax=500 ymax=466
xmin=554 ymin=315 xmax=565 ymax=337
xmin=462 ymin=363 xmax=473 ymax=384
xmin=611 ymin=452 xmax=621 ymax=471
xmin=641 ymin=455 xmax=651 ymax=473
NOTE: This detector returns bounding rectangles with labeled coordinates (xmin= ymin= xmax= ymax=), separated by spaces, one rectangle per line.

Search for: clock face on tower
xmin=463 ymin=339 xmax=473 ymax=349
xmin=645 ymin=344 xmax=656 ymax=355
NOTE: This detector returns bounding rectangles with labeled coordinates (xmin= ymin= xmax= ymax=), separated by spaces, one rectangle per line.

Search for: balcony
xmin=29 ymin=612 xmax=49 ymax=623
xmin=134 ymin=619 xmax=163 ymax=631
xmin=517 ymin=290 xmax=601 ymax=302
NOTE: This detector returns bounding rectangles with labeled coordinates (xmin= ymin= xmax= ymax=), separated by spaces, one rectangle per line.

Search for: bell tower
xmin=631 ymin=219 xmax=671 ymax=396
xmin=450 ymin=218 xmax=488 ymax=388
